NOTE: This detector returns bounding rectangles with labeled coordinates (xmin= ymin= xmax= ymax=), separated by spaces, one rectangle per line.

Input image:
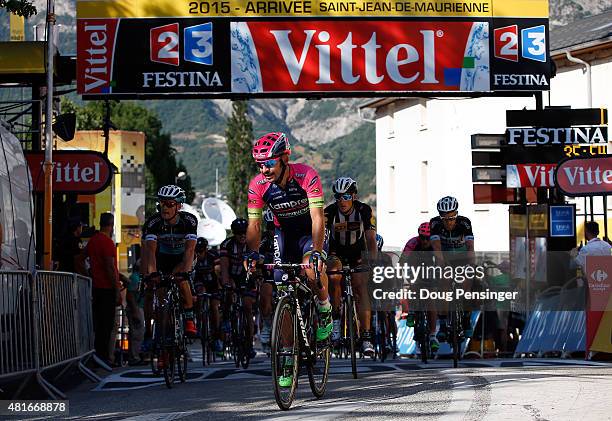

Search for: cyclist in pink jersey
xmin=245 ymin=133 xmax=333 ymax=345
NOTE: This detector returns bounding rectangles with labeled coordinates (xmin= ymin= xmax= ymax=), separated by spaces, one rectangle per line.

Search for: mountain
xmin=1 ymin=0 xmax=609 ymax=202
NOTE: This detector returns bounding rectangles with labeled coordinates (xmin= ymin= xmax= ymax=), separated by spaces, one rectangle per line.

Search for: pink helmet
xmin=418 ymin=222 xmax=430 ymax=237
xmin=252 ymin=132 xmax=291 ymax=162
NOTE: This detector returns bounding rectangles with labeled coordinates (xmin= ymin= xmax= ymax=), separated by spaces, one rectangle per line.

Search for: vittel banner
xmin=555 ymin=156 xmax=612 ymax=197
xmin=231 ymin=21 xmax=490 ymax=93
xmin=26 ymin=151 xmax=113 ymax=194
xmin=76 ymin=0 xmax=550 ymax=97
xmin=506 ymin=164 xmax=556 ymax=188
xmin=77 ymin=19 xmax=119 ymax=94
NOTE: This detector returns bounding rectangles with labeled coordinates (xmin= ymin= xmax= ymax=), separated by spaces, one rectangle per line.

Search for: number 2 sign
xmin=150 ymin=23 xmax=180 ymax=66
xmin=494 ymin=25 xmax=518 ymax=62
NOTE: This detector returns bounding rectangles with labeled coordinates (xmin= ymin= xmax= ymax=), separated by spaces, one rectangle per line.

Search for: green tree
xmin=225 ymin=100 xmax=257 ymax=218
xmin=61 ymin=98 xmax=194 ymax=215
xmin=1 ymin=0 xmax=37 ymax=17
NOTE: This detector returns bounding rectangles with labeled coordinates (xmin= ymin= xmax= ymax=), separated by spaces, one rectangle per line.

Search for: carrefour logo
xmin=150 ymin=22 xmax=213 ymax=66
xmin=591 ymin=269 xmax=608 ymax=283
xmin=494 ymin=24 xmax=546 ymax=63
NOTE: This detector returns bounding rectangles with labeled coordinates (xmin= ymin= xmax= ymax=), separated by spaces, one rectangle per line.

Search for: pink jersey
xmin=248 ymin=163 xmax=324 ymax=234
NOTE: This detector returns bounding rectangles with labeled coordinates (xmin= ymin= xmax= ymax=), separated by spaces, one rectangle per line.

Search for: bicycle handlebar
xmin=262 ymin=263 xmax=310 ymax=270
xmin=326 ymin=265 xmax=371 ymax=275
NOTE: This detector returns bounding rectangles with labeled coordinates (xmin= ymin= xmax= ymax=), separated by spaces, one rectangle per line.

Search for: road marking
xmin=267 ymin=399 xmax=375 ymax=421
xmin=441 ymin=373 xmax=474 ymax=421
xmin=118 ymin=410 xmax=205 ymax=421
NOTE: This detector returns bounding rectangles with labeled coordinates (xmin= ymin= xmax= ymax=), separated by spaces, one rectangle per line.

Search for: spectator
xmin=86 ymin=212 xmax=120 ymax=363
xmin=126 ymin=259 xmax=145 ymax=365
xmin=572 ymin=221 xmax=612 ymax=273
xmin=56 ymin=217 xmax=87 ymax=275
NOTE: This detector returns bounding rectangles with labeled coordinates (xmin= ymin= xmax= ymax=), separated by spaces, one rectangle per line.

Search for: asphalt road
xmin=16 ymin=351 xmax=612 ymax=421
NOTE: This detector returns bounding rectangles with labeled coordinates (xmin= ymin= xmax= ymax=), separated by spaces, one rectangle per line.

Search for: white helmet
xmin=437 ymin=196 xmax=458 ymax=214
xmin=157 ymin=185 xmax=186 ymax=203
xmin=332 ymin=177 xmax=357 ymax=195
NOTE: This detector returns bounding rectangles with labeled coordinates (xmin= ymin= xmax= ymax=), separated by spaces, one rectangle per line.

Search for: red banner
xmin=585 ymin=256 xmax=612 ymax=354
xmin=235 ymin=20 xmax=484 ymax=92
xmin=555 ymin=155 xmax=612 ymax=196
xmin=26 ymin=151 xmax=113 ymax=194
xmin=77 ymin=18 xmax=119 ymax=94
xmin=506 ymin=164 xmax=556 ymax=187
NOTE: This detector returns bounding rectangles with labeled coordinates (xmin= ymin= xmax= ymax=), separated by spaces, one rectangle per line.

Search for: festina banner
xmin=76 ymin=0 xmax=551 ymax=97
xmin=506 ymin=163 xmax=555 ymax=188
xmin=77 ymin=18 xmax=231 ymax=94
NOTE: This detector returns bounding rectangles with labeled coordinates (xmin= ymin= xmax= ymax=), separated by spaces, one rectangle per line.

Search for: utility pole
xmin=103 ymin=99 xmax=111 ymax=156
xmin=43 ymin=0 xmax=56 ymax=270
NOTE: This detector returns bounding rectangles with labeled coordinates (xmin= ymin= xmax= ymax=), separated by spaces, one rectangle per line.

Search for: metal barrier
xmin=75 ymin=275 xmax=95 ymax=356
xmin=513 ymin=282 xmax=587 ymax=358
xmin=35 ymin=272 xmax=79 ymax=369
xmin=0 ymin=270 xmax=109 ymax=399
xmin=0 ymin=271 xmax=36 ymax=390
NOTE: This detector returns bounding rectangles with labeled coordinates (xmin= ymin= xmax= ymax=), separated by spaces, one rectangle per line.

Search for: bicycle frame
xmin=269 ymin=269 xmax=317 ymax=361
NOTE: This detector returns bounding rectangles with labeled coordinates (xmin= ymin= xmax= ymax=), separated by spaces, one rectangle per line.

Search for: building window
xmin=420 ymin=161 xmax=428 ymax=213
xmin=419 ymin=100 xmax=428 ymax=131
xmin=387 ymin=102 xmax=395 ymax=139
xmin=389 ymin=165 xmax=396 ymax=213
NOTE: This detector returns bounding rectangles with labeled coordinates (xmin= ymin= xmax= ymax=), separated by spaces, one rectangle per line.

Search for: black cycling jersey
xmin=429 ymin=215 xmax=474 ymax=251
xmin=142 ymin=211 xmax=198 ymax=272
xmin=260 ymin=231 xmax=276 ymax=264
xmin=219 ymin=237 xmax=248 ymax=281
xmin=325 ymin=200 xmax=376 ymax=263
xmin=193 ymin=250 xmax=219 ymax=286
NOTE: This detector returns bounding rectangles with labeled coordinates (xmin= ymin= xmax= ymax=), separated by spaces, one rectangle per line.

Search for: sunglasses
xmin=258 ymin=158 xmax=280 ymax=169
xmin=441 ymin=215 xmax=458 ymax=221
xmin=335 ymin=193 xmax=353 ymax=201
xmin=160 ymin=200 xmax=178 ymax=208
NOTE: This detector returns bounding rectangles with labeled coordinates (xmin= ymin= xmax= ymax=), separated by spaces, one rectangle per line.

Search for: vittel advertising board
xmin=77 ymin=0 xmax=551 ymax=98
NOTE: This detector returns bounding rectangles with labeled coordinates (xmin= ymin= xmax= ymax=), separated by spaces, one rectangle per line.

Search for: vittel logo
xmin=271 ymin=29 xmax=439 ymax=85
xmin=79 ymin=20 xmax=117 ymax=93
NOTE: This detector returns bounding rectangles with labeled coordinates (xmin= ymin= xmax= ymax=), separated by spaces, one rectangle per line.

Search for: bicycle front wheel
xmin=451 ymin=310 xmax=459 ymax=368
xmin=232 ymin=310 xmax=242 ymax=368
xmin=308 ymin=306 xmax=331 ymax=398
xmin=346 ymin=297 xmax=358 ymax=379
xmin=241 ymin=310 xmax=251 ymax=369
xmin=271 ymin=295 xmax=299 ymax=410
xmin=163 ymin=347 xmax=176 ymax=388
xmin=379 ymin=313 xmax=388 ymax=363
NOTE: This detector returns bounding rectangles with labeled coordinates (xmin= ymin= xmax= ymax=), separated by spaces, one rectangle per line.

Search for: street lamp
xmin=175 ymin=171 xmax=187 ymax=184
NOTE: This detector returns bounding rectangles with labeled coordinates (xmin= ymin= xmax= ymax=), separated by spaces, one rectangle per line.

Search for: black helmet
xmin=231 ymin=218 xmax=248 ymax=234
xmin=196 ymin=237 xmax=208 ymax=251
xmin=332 ymin=177 xmax=357 ymax=195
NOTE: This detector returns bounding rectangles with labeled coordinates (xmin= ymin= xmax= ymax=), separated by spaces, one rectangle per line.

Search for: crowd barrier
xmin=0 ymin=271 xmax=109 ymax=399
xmin=514 ymin=281 xmax=586 ymax=357
xmin=0 ymin=271 xmax=36 ymax=394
